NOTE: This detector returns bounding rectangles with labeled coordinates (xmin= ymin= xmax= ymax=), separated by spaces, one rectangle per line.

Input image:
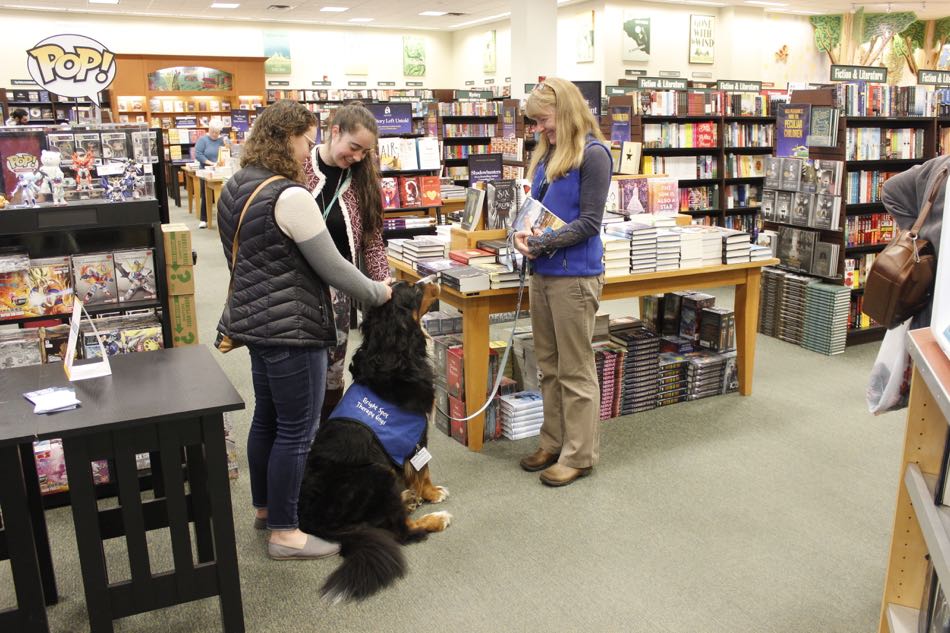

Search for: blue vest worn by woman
xmin=530 ymin=139 xmax=612 ymax=277
xmin=328 ymin=383 xmax=427 ymax=467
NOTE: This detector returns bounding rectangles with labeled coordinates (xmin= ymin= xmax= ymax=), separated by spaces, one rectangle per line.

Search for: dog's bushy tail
xmin=321 ymin=528 xmax=406 ymax=603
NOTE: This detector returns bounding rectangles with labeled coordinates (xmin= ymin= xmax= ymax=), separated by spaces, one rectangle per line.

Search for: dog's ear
xmin=416 ymin=283 xmax=440 ymax=320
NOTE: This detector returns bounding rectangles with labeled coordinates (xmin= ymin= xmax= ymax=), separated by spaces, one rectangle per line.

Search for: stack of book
xmin=777 ymin=273 xmax=819 ymax=346
xmin=802 ymin=283 xmax=850 ymax=355
xmin=657 ymin=352 xmax=689 ymax=407
xmin=679 ymin=292 xmax=716 ymax=343
xmin=440 ymin=265 xmax=491 ymax=293
xmin=758 ymin=267 xmax=786 ymax=338
xmin=594 ymin=343 xmax=621 ymax=420
xmin=655 ymin=229 xmax=681 ymax=271
xmin=415 ymin=257 xmax=463 ymax=279
xmin=697 ymin=227 xmax=725 ymax=267
xmin=401 ymin=236 xmax=449 ymax=266
xmin=499 ymin=391 xmax=544 ymax=440
xmin=472 ymin=262 xmax=521 ymax=289
xmin=630 ymin=224 xmax=659 ymax=273
xmin=602 ymin=235 xmax=632 ymax=277
xmin=721 ymin=228 xmax=752 ymax=264
xmin=686 ymin=351 xmax=727 ymax=401
xmin=382 ymin=216 xmax=436 ymax=232
xmin=676 ymin=229 xmax=704 ymax=269
xmin=749 ymin=244 xmax=773 ymax=261
xmin=610 ymin=320 xmax=660 ymax=414
xmin=387 ymin=238 xmax=407 ymax=261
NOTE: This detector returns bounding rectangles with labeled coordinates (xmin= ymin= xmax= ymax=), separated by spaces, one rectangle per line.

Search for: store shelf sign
xmin=918 ymin=69 xmax=950 ymax=86
xmin=366 ymin=103 xmax=412 ymax=135
xmin=637 ymin=76 xmax=688 ymax=89
xmin=717 ymin=80 xmax=762 ymax=92
xmin=348 ymin=81 xmax=367 ymax=87
xmin=25 ymin=34 xmax=116 ymax=103
xmin=830 ymin=64 xmax=886 ymax=83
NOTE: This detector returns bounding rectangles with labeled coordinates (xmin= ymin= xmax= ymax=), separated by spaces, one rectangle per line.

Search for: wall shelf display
xmin=0 ymin=88 xmax=102 ymax=125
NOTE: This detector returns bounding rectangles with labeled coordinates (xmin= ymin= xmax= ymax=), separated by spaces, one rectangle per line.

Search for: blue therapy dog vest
xmin=531 ymin=139 xmax=612 ymax=277
xmin=329 ymin=383 xmax=427 ymax=467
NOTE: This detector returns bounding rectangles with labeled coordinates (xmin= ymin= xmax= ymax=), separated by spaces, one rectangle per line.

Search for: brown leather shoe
xmin=519 ymin=448 xmax=560 ymax=472
xmin=539 ymin=463 xmax=592 ymax=487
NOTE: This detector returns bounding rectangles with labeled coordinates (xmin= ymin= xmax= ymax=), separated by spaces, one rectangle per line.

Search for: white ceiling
xmin=5 ymin=0 xmax=950 ymax=28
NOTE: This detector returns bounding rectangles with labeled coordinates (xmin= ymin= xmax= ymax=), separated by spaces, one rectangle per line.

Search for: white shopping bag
xmin=867 ymin=318 xmax=912 ymax=415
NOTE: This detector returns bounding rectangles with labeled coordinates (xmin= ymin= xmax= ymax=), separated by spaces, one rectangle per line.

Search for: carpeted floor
xmin=3 ymin=194 xmax=906 ymax=632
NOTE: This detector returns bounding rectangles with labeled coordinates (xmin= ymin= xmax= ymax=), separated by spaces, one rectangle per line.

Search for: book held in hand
xmin=511 ymin=197 xmax=565 ymax=234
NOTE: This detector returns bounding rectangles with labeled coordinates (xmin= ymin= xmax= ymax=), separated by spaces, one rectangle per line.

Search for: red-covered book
xmin=398 ymin=176 xmax=421 ymax=207
xmin=448 ymin=248 xmax=495 ymax=265
xmin=446 ymin=345 xmax=464 ymax=399
xmin=418 ymin=175 xmax=442 ymax=207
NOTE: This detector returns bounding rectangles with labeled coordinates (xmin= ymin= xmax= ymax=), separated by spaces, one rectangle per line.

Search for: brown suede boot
xmin=519 ymin=448 xmax=560 ymax=472
xmin=321 ymin=387 xmax=344 ymax=423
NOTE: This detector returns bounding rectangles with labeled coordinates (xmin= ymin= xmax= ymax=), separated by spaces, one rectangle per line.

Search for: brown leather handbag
xmin=863 ymin=166 xmax=948 ymax=329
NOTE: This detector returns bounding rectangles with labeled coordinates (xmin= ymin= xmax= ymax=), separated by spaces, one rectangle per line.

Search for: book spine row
xmin=845 ymin=213 xmax=895 ymax=247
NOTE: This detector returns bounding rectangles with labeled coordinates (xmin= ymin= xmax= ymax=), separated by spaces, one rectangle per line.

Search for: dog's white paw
xmin=427 ymin=486 xmax=449 ymax=503
xmin=429 ymin=510 xmax=452 ymax=529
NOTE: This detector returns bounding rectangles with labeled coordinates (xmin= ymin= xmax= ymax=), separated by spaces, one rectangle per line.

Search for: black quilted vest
xmin=217 ymin=165 xmax=335 ymax=347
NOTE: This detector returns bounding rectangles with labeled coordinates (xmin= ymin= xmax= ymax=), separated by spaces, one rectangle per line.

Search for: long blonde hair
xmin=525 ymin=77 xmax=604 ymax=183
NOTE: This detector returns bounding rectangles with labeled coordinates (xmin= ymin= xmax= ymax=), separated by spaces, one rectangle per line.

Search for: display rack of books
xmin=722 ymin=106 xmax=774 ymax=235
xmin=490 ymin=99 xmax=530 ymax=181
xmin=767 ymin=87 xmax=936 ymax=346
xmin=1 ymin=87 xmax=102 ymax=125
xmin=438 ymin=100 xmax=501 ymax=185
xmin=378 ymin=134 xmax=443 ymax=240
xmin=0 ymin=122 xmax=197 ymax=507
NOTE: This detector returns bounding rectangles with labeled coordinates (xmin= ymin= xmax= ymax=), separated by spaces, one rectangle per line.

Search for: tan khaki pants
xmin=529 ymin=273 xmax=604 ymax=468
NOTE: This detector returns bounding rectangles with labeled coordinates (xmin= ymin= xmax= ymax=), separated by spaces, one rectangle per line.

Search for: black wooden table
xmin=0 ymin=345 xmax=246 ymax=633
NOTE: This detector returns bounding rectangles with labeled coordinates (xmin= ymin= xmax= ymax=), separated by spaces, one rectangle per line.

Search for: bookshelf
xmin=438 ymin=100 xmax=501 ymax=185
xmin=878 ymin=328 xmax=950 ymax=633
xmin=786 ymin=88 xmax=936 ymax=346
xmin=1 ymin=88 xmax=101 ymax=125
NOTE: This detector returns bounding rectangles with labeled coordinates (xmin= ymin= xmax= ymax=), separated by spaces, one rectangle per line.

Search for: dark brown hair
xmin=328 ymin=102 xmax=382 ymax=243
xmin=241 ymin=100 xmax=317 ymax=182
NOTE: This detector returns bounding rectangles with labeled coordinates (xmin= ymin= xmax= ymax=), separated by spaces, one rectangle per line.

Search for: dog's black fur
xmin=298 ymin=281 xmax=441 ymax=603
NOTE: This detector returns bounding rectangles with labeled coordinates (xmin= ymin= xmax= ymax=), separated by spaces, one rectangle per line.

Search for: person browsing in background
xmin=881 ymin=153 xmax=950 ymax=329
xmin=215 ymin=100 xmax=392 ymax=560
xmin=5 ymin=108 xmax=29 ymax=126
xmin=512 ymin=77 xmax=613 ymax=487
xmin=195 ymin=118 xmax=228 ymax=228
xmin=303 ymin=103 xmax=389 ymax=423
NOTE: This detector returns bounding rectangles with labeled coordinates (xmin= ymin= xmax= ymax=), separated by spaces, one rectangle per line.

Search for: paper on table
xmin=23 ymin=386 xmax=80 ymax=414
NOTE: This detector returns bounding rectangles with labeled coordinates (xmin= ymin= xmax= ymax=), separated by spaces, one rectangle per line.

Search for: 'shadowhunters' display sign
xmin=26 ymin=34 xmax=116 ymax=104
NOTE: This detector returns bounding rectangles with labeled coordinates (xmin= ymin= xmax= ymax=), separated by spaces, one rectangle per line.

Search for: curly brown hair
xmin=241 ymin=100 xmax=317 ymax=182
xmin=328 ymin=103 xmax=383 ymax=243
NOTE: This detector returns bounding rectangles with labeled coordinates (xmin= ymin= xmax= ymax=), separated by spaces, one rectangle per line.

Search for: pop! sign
xmin=26 ymin=34 xmax=116 ymax=104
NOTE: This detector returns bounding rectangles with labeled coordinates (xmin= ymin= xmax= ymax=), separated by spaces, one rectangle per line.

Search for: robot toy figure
xmin=79 ymin=264 xmax=114 ymax=303
xmin=101 ymin=175 xmax=125 ymax=203
xmin=72 ymin=149 xmax=95 ymax=196
xmin=121 ymin=160 xmax=144 ymax=199
xmin=39 ymin=150 xmax=67 ymax=206
xmin=12 ymin=172 xmax=42 ymax=207
xmin=116 ymin=260 xmax=156 ymax=301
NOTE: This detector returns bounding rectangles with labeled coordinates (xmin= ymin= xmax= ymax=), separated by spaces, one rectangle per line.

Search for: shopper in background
xmin=881 ymin=153 xmax=950 ymax=329
xmin=195 ymin=118 xmax=228 ymax=228
xmin=216 ymin=100 xmax=392 ymax=560
xmin=303 ymin=102 xmax=388 ymax=422
xmin=512 ymin=77 xmax=613 ymax=487
xmin=5 ymin=108 xmax=29 ymax=126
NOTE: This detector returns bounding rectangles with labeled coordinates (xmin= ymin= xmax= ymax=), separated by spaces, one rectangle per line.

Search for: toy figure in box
xmin=115 ymin=258 xmax=156 ymax=302
xmin=78 ymin=263 xmax=116 ymax=304
xmin=101 ymin=175 xmax=124 ymax=203
xmin=27 ymin=256 xmax=73 ymax=316
xmin=12 ymin=171 xmax=42 ymax=207
xmin=38 ymin=150 xmax=67 ymax=206
xmin=121 ymin=160 xmax=144 ymax=199
xmin=72 ymin=148 xmax=95 ymax=196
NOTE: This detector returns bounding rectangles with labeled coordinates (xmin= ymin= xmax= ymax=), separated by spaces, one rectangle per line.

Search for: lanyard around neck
xmin=321 ymin=170 xmax=351 ymax=219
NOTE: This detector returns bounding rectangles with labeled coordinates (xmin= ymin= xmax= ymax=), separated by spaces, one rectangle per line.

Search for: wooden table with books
xmin=196 ymin=172 xmax=225 ymax=230
xmin=181 ymin=166 xmax=200 ymax=216
xmin=390 ymin=256 xmax=780 ymax=452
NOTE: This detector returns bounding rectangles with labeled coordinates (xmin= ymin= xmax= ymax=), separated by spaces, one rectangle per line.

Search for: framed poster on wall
xmin=622 ymin=13 xmax=650 ymax=62
xmin=689 ymin=14 xmax=715 ymax=64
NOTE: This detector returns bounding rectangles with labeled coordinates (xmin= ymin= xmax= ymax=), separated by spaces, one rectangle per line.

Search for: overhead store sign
xmin=717 ymin=80 xmax=761 ymax=92
xmin=378 ymin=81 xmax=396 ymax=87
xmin=637 ymin=76 xmax=688 ymax=89
xmin=830 ymin=64 xmax=886 ymax=83
xmin=918 ymin=69 xmax=950 ymax=86
xmin=312 ymin=80 xmax=331 ymax=86
xmin=406 ymin=81 xmax=424 ymax=87
xmin=26 ymin=34 xmax=116 ymax=103
xmin=366 ymin=103 xmax=412 ymax=136
xmin=624 ymin=69 xmax=647 ymax=77
xmin=658 ymin=70 xmax=681 ymax=78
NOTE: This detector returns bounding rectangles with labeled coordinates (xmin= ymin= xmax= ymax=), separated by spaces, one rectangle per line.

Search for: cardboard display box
xmin=162 ymin=223 xmax=193 ymax=268
xmin=168 ymin=294 xmax=198 ymax=346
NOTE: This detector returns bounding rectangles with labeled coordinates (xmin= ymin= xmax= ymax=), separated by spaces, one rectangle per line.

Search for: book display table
xmin=181 ymin=166 xmax=200 ymax=216
xmin=197 ymin=172 xmax=225 ymax=230
xmin=390 ymin=256 xmax=779 ymax=451
xmin=0 ymin=346 xmax=245 ymax=633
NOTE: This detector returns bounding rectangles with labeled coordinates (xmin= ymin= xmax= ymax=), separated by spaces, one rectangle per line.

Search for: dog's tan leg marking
xmin=408 ymin=511 xmax=452 ymax=533
xmin=418 ymin=466 xmax=449 ymax=503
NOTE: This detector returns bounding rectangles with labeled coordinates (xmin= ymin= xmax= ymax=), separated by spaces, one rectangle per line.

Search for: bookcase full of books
xmin=438 ymin=99 xmax=501 ymax=185
xmin=775 ymin=87 xmax=937 ymax=346
xmin=1 ymin=87 xmax=102 ymax=126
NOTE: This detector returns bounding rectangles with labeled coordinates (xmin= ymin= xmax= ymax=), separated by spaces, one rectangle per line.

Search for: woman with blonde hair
xmin=303 ymin=102 xmax=389 ymax=422
xmin=512 ymin=77 xmax=613 ymax=487
xmin=195 ymin=117 xmax=228 ymax=228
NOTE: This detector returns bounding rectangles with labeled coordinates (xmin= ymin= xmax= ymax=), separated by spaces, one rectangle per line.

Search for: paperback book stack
xmin=655 ymin=229 xmax=681 ymax=271
xmin=699 ymin=307 xmax=736 ymax=352
xmin=721 ymin=228 xmax=752 ymax=264
xmin=777 ymin=273 xmax=818 ymax=346
xmin=594 ymin=343 xmax=622 ymax=420
xmin=802 ymin=283 xmax=850 ymax=355
xmin=758 ymin=267 xmax=787 ymax=337
xmin=697 ymin=227 xmax=725 ymax=267
xmin=605 ymin=220 xmax=658 ymax=273
xmin=676 ymin=229 xmax=704 ymax=269
xmin=401 ymin=236 xmax=449 ymax=267
xmin=657 ymin=352 xmax=689 ymax=407
xmin=749 ymin=244 xmax=774 ymax=261
xmin=472 ymin=262 xmax=521 ymax=289
xmin=685 ymin=352 xmax=727 ymax=401
xmin=610 ymin=320 xmax=660 ymax=414
xmin=602 ymin=234 xmax=632 ymax=278
xmin=386 ymin=238 xmax=407 ymax=262
xmin=499 ymin=391 xmax=544 ymax=440
xmin=415 ymin=257 xmax=463 ymax=279
xmin=440 ymin=266 xmax=491 ymax=293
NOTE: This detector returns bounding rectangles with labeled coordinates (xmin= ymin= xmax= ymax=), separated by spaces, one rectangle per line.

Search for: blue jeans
xmin=247 ymin=344 xmax=327 ymax=530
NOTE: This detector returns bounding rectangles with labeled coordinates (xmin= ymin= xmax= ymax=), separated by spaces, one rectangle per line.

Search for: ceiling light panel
xmin=320 ymin=6 xmax=349 ymax=11
xmin=419 ymin=10 xmax=447 ymax=16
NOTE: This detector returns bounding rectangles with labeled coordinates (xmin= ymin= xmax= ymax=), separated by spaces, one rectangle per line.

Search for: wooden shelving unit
xmin=879 ymin=328 xmax=950 ymax=632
